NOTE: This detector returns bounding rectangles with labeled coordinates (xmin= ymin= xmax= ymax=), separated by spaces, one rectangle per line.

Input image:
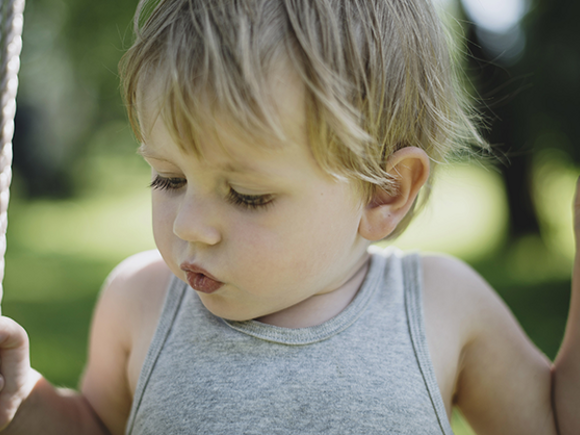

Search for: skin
xmin=141 ymin=115 xmax=372 ymax=326
xmin=0 ymin=65 xmax=576 ymax=435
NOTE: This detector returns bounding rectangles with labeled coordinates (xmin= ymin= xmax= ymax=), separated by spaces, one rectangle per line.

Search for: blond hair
xmin=120 ymin=0 xmax=486 ymax=239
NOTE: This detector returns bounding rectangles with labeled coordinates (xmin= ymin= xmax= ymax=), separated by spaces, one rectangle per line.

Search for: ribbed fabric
xmin=126 ymin=247 xmax=454 ymax=435
xmin=403 ymin=253 xmax=453 ymax=434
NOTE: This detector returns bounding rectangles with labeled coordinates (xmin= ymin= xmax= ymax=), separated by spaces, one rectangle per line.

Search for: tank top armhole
xmin=403 ymin=253 xmax=455 ymax=435
xmin=125 ymin=274 xmax=187 ymax=435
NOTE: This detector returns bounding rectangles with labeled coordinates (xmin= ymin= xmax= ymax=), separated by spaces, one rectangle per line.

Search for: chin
xmin=196 ymin=293 xmax=257 ymax=322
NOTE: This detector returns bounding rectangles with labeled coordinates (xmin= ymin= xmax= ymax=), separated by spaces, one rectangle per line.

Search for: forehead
xmin=137 ymin=57 xmax=307 ymax=157
xmin=136 ymin=62 xmax=321 ymax=179
xmin=138 ymin=125 xmax=290 ymax=180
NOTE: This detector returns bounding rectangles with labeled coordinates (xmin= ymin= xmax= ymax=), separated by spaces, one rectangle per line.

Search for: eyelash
xmin=226 ymin=189 xmax=274 ymax=211
xmin=149 ymin=175 xmax=274 ymax=211
xmin=149 ymin=176 xmax=185 ymax=191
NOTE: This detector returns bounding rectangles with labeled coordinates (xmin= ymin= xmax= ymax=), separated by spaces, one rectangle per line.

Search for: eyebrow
xmin=137 ymin=144 xmax=275 ymax=178
xmin=136 ymin=144 xmax=172 ymax=163
xmin=218 ymin=161 xmax=268 ymax=175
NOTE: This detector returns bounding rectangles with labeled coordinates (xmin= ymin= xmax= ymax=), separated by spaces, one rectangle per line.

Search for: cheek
xmin=151 ymin=194 xmax=177 ymax=253
xmin=230 ymin=195 xmax=361 ymax=284
xmin=288 ymin=191 xmax=363 ymax=273
xmin=224 ymin=216 xmax=305 ymax=287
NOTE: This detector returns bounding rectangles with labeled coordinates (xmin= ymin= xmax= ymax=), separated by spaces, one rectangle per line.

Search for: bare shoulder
xmin=81 ymin=250 xmax=172 ymax=435
xmin=421 ymin=253 xmax=524 ymax=347
xmin=105 ymin=249 xmax=171 ymax=301
xmin=421 ymin=253 xmax=498 ymax=338
xmin=96 ymin=249 xmax=172 ymax=351
xmin=421 ymin=252 xmax=543 ymax=356
xmin=421 ymin=253 xmax=555 ymax=435
xmin=422 ymin=252 xmax=490 ymax=295
xmin=98 ymin=249 xmax=174 ymax=391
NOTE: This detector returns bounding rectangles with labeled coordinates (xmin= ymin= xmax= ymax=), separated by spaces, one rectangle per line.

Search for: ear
xmin=358 ymin=147 xmax=430 ymax=241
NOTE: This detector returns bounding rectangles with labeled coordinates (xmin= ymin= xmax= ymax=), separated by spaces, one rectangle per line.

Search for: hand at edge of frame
xmin=0 ymin=316 xmax=41 ymax=432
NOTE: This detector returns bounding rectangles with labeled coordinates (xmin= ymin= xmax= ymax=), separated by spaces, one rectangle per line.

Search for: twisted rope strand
xmin=0 ymin=0 xmax=25 ymax=313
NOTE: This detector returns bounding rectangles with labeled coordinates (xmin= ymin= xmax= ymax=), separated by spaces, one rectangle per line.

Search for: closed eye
xmin=149 ymin=175 xmax=186 ymax=191
xmin=226 ymin=188 xmax=274 ymax=211
xmin=150 ymin=176 xmax=274 ymax=210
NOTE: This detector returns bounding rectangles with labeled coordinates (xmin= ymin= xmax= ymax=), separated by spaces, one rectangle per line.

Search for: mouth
xmin=180 ymin=263 xmax=224 ymax=294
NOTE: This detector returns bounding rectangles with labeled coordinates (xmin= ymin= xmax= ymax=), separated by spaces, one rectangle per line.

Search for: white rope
xmin=0 ymin=0 xmax=25 ymax=314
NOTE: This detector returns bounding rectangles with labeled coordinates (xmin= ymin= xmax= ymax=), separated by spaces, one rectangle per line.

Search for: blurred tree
xmin=458 ymin=0 xmax=580 ymax=239
xmin=13 ymin=0 xmax=136 ymax=197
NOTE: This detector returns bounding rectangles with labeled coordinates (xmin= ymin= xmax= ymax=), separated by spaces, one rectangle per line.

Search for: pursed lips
xmin=180 ymin=262 xmax=224 ymax=294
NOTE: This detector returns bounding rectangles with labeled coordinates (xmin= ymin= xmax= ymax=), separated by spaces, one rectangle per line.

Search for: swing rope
xmin=0 ymin=0 xmax=25 ymax=314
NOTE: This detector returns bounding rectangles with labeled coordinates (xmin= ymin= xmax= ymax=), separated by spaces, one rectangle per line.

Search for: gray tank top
xmin=125 ymin=247 xmax=454 ymax=435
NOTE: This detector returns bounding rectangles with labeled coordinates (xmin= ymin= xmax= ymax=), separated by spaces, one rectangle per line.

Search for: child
xmin=0 ymin=0 xmax=578 ymax=433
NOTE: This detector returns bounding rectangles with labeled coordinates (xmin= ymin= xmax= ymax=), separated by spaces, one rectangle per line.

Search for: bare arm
xmin=1 ymin=375 xmax=110 ymax=435
xmin=552 ymin=177 xmax=580 ymax=435
xmin=0 ymin=315 xmax=110 ymax=434
xmin=0 ymin=251 xmax=166 ymax=434
xmin=453 ymin=273 xmax=556 ymax=435
xmin=423 ymin=254 xmax=557 ymax=435
xmin=439 ymin=179 xmax=580 ymax=434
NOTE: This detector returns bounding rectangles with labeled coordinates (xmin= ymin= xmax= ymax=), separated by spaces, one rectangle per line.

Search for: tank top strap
xmin=126 ymin=275 xmax=187 ymax=435
xmin=402 ymin=252 xmax=454 ymax=435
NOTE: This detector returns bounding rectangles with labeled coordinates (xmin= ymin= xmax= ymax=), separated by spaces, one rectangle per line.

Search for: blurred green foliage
xmin=458 ymin=0 xmax=580 ymax=239
xmin=13 ymin=0 xmax=137 ymax=197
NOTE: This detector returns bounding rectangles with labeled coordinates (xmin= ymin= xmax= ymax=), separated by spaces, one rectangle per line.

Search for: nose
xmin=173 ymin=195 xmax=222 ymax=246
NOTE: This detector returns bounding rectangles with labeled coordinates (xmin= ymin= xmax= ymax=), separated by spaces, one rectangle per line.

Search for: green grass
xmin=2 ymin=152 xmax=575 ymax=433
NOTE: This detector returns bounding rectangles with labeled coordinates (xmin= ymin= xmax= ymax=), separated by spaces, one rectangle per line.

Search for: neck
xmin=256 ymin=253 xmax=371 ymax=329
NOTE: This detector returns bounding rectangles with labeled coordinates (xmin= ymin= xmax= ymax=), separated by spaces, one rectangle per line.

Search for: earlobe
xmin=358 ymin=147 xmax=430 ymax=241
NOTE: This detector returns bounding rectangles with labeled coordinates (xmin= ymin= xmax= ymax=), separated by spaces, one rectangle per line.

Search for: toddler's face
xmin=139 ymin=71 xmax=372 ymax=322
